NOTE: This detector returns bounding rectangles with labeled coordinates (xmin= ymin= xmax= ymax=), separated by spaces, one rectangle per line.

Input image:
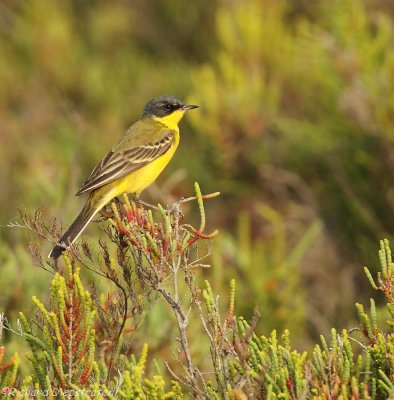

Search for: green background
xmin=1 ymin=0 xmax=394 ymax=364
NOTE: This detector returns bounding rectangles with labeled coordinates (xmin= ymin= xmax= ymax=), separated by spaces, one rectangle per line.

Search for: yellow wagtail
xmin=49 ymin=95 xmax=198 ymax=258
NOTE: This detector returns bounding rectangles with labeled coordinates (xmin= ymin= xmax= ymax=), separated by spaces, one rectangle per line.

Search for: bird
xmin=49 ymin=95 xmax=198 ymax=259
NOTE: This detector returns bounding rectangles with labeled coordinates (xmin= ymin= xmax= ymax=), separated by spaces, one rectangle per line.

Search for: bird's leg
xmin=130 ymin=193 xmax=139 ymax=202
xmin=98 ymin=206 xmax=112 ymax=219
xmin=99 ymin=197 xmax=122 ymax=219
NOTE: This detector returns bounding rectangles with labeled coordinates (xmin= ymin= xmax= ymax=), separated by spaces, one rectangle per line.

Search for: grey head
xmin=142 ymin=95 xmax=198 ymax=118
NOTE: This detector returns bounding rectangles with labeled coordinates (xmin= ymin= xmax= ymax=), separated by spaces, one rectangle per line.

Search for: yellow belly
xmin=92 ymin=139 xmax=179 ymax=206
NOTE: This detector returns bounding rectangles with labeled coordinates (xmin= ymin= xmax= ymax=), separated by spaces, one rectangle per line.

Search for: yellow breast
xmin=94 ymin=130 xmax=180 ymax=204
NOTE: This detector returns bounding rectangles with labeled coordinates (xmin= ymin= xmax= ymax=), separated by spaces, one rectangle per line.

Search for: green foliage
xmin=187 ymin=0 xmax=394 ymax=268
xmin=3 ymin=190 xmax=394 ymax=398
xmin=2 ymin=0 xmax=394 ymax=397
xmin=19 ymin=259 xmax=96 ymax=390
xmin=212 ymin=205 xmax=322 ymax=339
xmin=190 ymin=237 xmax=394 ymax=399
xmin=3 ymin=0 xmax=394 ymax=353
xmin=7 ymin=265 xmax=183 ymax=399
xmin=0 ymin=346 xmax=19 ymax=399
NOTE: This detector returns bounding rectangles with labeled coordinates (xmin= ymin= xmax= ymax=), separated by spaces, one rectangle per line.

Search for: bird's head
xmin=142 ymin=95 xmax=198 ymax=128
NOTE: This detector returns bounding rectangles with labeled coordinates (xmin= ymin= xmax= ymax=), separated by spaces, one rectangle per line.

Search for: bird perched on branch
xmin=49 ymin=95 xmax=198 ymax=258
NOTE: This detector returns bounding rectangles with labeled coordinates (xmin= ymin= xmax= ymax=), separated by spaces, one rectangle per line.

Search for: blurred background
xmin=1 ymin=0 xmax=394 ymax=363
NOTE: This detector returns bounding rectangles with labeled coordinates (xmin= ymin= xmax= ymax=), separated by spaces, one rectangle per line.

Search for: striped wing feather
xmin=76 ymin=133 xmax=174 ymax=195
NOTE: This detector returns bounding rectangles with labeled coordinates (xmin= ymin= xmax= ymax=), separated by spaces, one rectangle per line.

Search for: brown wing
xmin=76 ymin=133 xmax=174 ymax=195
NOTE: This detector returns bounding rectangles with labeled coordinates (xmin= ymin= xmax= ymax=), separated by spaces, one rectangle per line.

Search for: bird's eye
xmin=165 ymin=104 xmax=173 ymax=111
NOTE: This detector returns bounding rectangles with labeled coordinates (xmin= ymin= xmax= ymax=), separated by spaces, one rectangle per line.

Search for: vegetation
xmin=2 ymin=0 xmax=394 ymax=398
xmin=2 ymin=190 xmax=394 ymax=398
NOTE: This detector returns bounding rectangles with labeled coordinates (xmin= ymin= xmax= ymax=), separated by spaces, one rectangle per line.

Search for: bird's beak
xmin=181 ymin=104 xmax=199 ymax=110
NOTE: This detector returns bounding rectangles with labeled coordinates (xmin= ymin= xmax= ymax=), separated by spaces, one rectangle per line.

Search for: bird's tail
xmin=49 ymin=193 xmax=107 ymax=259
